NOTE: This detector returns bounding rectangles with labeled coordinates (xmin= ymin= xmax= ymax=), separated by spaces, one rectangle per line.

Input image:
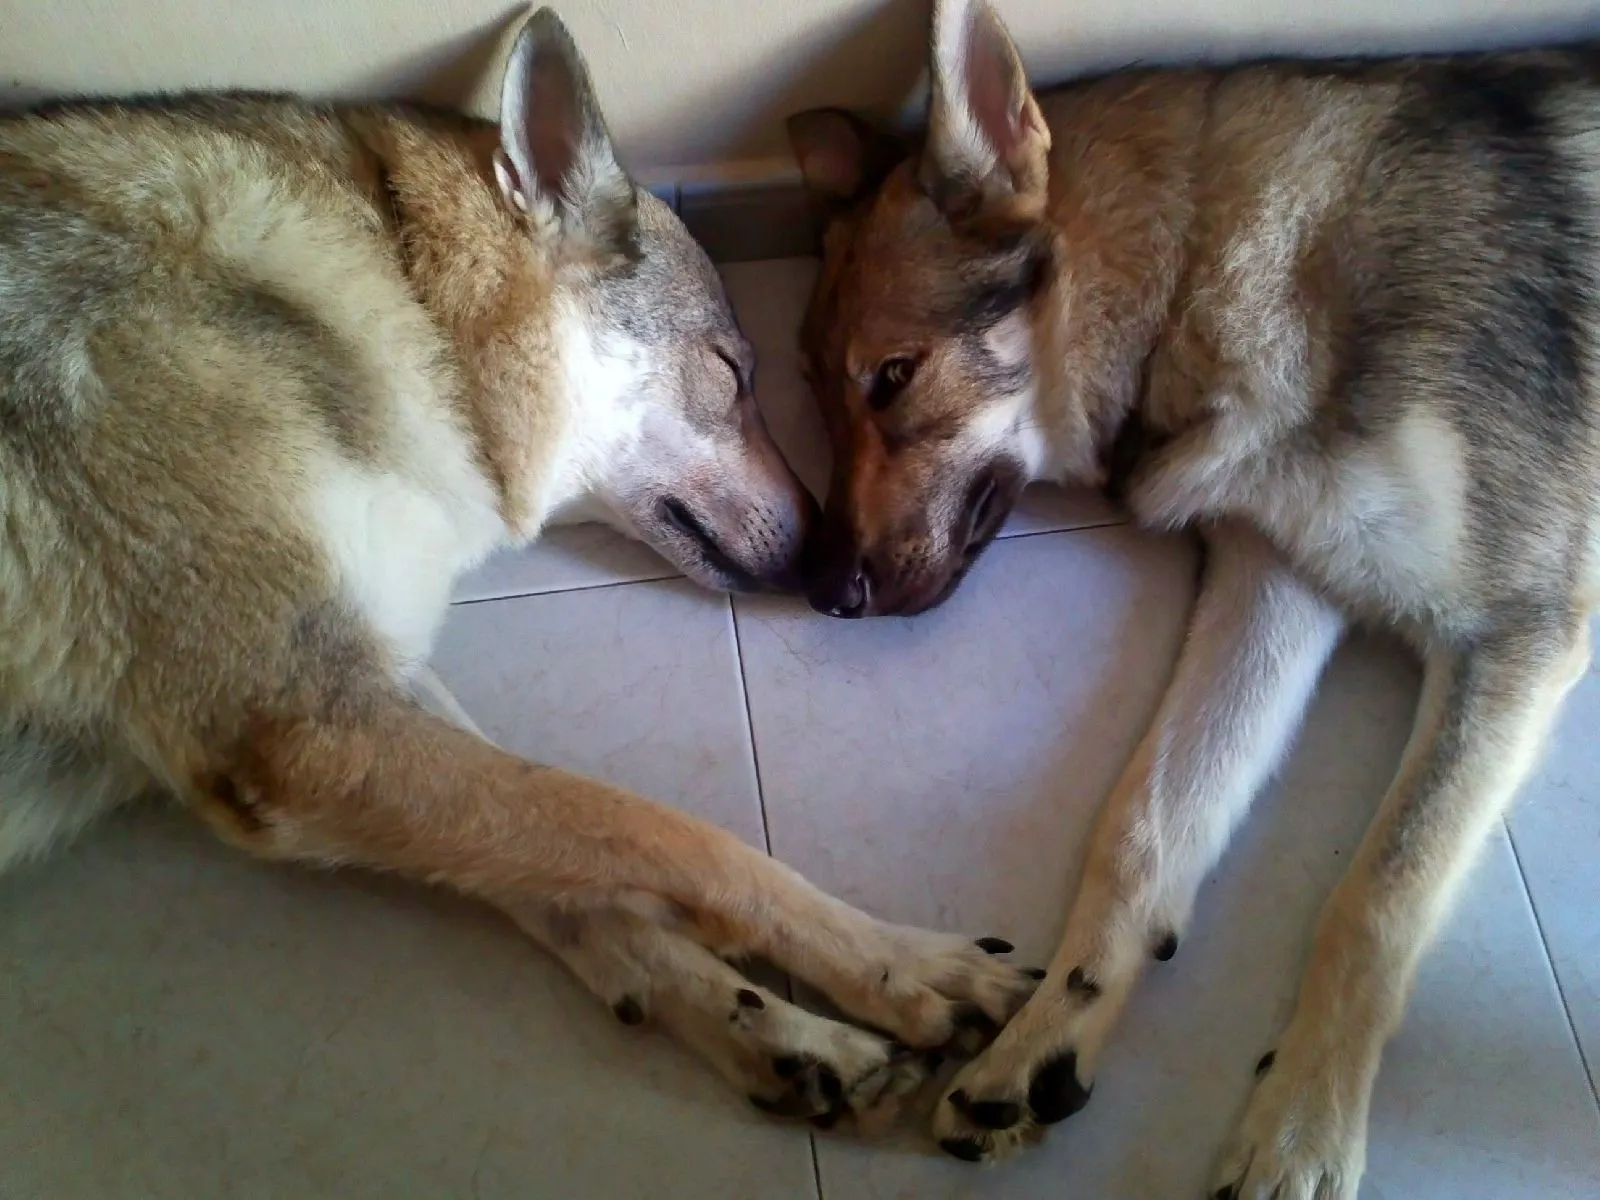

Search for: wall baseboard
xmin=640 ymin=159 xmax=818 ymax=264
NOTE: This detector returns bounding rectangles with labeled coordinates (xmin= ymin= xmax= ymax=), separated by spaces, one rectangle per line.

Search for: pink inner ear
xmin=523 ymin=53 xmax=582 ymax=198
xmin=962 ymin=16 xmax=1023 ymax=160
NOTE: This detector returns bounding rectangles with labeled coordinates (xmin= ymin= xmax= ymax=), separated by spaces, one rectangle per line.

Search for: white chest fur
xmin=308 ymin=442 xmax=506 ymax=671
xmin=212 ymin=177 xmax=514 ymax=672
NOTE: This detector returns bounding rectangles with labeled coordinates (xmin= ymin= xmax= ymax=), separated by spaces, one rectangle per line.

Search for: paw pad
xmin=1065 ymin=967 xmax=1101 ymax=999
xmin=949 ymin=1088 xmax=1022 ymax=1130
xmin=1027 ymin=1049 xmax=1092 ymax=1124
xmin=612 ymin=996 xmax=645 ymax=1026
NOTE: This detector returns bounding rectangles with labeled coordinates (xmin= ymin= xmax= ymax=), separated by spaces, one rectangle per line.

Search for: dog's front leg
xmin=932 ymin=523 xmax=1346 ymax=1161
xmin=191 ymin=690 xmax=1038 ymax=1130
xmin=515 ymin=901 xmax=934 ymax=1132
xmin=1210 ymin=615 xmax=1591 ymax=1200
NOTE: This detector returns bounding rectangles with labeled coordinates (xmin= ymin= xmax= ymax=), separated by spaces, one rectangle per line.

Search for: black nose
xmin=808 ymin=560 xmax=872 ymax=619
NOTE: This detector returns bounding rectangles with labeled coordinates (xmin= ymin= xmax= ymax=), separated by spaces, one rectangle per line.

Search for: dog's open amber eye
xmin=867 ymin=356 xmax=918 ymax=411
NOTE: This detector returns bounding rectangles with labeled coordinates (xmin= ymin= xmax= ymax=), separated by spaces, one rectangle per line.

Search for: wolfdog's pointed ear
xmin=787 ymin=108 xmax=903 ymax=209
xmin=495 ymin=7 xmax=638 ymax=259
xmin=922 ymin=0 xmax=1050 ymax=222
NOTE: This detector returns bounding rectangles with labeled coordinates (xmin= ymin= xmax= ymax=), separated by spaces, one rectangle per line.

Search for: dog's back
xmin=1028 ymin=46 xmax=1600 ymax=635
xmin=0 ymin=96 xmax=505 ymax=865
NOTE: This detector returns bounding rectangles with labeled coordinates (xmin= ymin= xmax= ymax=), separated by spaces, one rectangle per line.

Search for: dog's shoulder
xmin=1103 ymin=44 xmax=1600 ymax=630
xmin=0 ymin=93 xmax=510 ymax=734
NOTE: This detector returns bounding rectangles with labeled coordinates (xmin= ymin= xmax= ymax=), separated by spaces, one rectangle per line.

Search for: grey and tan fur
xmin=0 ymin=6 xmax=1042 ymax=1132
xmin=789 ymin=0 xmax=1600 ymax=1193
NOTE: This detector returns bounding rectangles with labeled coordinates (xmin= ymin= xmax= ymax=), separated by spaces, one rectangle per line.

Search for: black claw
xmin=1066 ymin=967 xmax=1102 ymax=1000
xmin=1024 ymin=967 xmax=1048 ymax=980
xmin=1027 ymin=1049 xmax=1092 ymax=1124
xmin=736 ymin=988 xmax=765 ymax=1010
xmin=1153 ymin=932 xmax=1179 ymax=962
xmin=1212 ymin=1187 xmax=1239 ymax=1200
xmin=810 ymin=1108 xmax=841 ymax=1130
xmin=1256 ymin=1050 xmax=1276 ymax=1076
xmin=749 ymin=1094 xmax=784 ymax=1115
xmin=950 ymin=1089 xmax=1023 ymax=1131
xmin=772 ymin=1054 xmax=806 ymax=1079
xmin=940 ymin=1137 xmax=988 ymax=1163
xmin=976 ymin=936 xmax=1014 ymax=955
xmin=612 ymin=996 xmax=645 ymax=1026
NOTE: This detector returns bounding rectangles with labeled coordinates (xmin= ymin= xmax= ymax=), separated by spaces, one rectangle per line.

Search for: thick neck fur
xmin=345 ymin=107 xmax=594 ymax=538
xmin=1024 ymin=72 xmax=1213 ymax=489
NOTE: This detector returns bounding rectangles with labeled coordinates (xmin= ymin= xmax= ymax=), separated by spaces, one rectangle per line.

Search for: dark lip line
xmin=690 ymin=541 xmax=765 ymax=593
xmin=658 ymin=499 xmax=765 ymax=592
xmin=877 ymin=497 xmax=1016 ymax=617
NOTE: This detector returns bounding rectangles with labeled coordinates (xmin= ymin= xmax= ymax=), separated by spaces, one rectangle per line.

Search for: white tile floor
xmin=2 ymin=259 xmax=1597 ymax=1199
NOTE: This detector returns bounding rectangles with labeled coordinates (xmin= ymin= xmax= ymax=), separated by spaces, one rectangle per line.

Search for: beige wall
xmin=5 ymin=1 xmax=1599 ymax=173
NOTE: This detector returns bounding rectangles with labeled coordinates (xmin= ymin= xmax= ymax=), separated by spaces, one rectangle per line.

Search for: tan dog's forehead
xmin=812 ymin=169 xmax=1048 ymax=352
xmin=805 ymin=174 xmax=1047 ymax=454
xmin=806 ymin=170 xmax=965 ymax=364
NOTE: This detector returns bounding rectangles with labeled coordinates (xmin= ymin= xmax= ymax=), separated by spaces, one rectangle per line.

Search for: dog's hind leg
xmin=1211 ymin=614 xmax=1590 ymax=1200
xmin=931 ymin=523 xmax=1345 ymax=1161
xmin=187 ymin=680 xmax=1038 ymax=1125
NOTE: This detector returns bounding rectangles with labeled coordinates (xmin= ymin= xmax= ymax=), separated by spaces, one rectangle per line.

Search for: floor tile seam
xmin=450 ymin=571 xmax=681 ymax=607
xmin=1502 ymin=818 xmax=1600 ymax=1115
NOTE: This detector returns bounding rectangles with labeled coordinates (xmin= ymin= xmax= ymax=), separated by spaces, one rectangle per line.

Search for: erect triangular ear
xmin=786 ymin=108 xmax=904 ymax=209
xmin=921 ymin=0 xmax=1051 ymax=223
xmin=495 ymin=7 xmax=638 ymax=259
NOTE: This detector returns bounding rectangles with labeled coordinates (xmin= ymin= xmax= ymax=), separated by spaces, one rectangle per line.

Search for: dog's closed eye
xmin=714 ymin=349 xmax=745 ymax=394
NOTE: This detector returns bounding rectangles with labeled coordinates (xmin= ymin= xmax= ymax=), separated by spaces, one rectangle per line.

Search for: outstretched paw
xmin=817 ymin=927 xmax=1043 ymax=1054
xmin=750 ymin=1040 xmax=936 ymax=1136
xmin=931 ymin=1040 xmax=1092 ymax=1162
xmin=924 ymin=960 xmax=1123 ymax=1163
xmin=1208 ymin=1046 xmax=1367 ymax=1200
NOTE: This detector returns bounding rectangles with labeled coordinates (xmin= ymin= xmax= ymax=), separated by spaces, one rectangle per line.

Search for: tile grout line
xmin=451 ymin=570 xmax=680 ymax=607
xmin=1502 ymin=817 xmax=1600 ymax=1113
xmin=727 ymin=593 xmax=826 ymax=1200
xmin=726 ymin=595 xmax=773 ymax=857
xmin=1001 ymin=516 xmax=1129 ymax=542
xmin=449 ymin=516 xmax=1131 ymax=608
